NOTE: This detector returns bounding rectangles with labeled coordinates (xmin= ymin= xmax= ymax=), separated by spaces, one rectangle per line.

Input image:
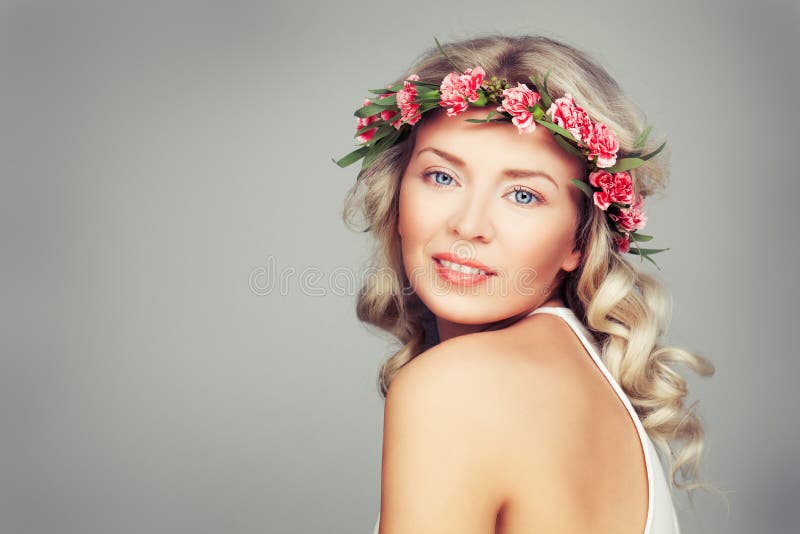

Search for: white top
xmin=371 ymin=305 xmax=681 ymax=534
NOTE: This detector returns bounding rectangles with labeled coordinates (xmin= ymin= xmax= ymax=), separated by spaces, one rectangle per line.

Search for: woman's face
xmin=398 ymin=106 xmax=586 ymax=337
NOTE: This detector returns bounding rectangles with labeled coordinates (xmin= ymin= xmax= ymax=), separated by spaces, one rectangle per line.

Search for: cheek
xmin=503 ymin=217 xmax=574 ymax=269
xmin=398 ymin=178 xmax=438 ymax=242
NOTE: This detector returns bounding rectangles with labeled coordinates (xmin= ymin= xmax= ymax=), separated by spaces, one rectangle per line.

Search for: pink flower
xmin=592 ymin=190 xmax=614 ymax=211
xmin=546 ymin=93 xmax=593 ymax=142
xmin=395 ymin=74 xmax=422 ymax=128
xmin=609 ymin=195 xmax=648 ymax=232
xmin=497 ymin=82 xmax=540 ymax=134
xmin=379 ymin=110 xmax=401 ymax=129
xmin=438 ymin=66 xmax=485 ymax=117
xmin=355 ymin=98 xmax=381 ymax=143
xmin=589 ymin=169 xmax=614 ymax=190
xmin=585 ymin=120 xmax=620 ymax=168
xmin=589 ymin=170 xmax=634 ymax=206
xmin=356 ymin=86 xmax=407 ymax=140
xmin=615 ymin=235 xmax=631 ymax=253
xmin=367 ymin=91 xmax=402 ymax=130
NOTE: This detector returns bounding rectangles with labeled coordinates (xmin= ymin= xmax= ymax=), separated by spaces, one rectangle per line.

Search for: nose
xmin=446 ymin=189 xmax=495 ymax=242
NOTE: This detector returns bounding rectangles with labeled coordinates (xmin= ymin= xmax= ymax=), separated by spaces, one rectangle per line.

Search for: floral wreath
xmin=334 ymin=37 xmax=669 ymax=268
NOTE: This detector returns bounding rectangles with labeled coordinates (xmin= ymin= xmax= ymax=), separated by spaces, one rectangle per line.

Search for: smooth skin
xmin=379 ymin=107 xmax=649 ymax=534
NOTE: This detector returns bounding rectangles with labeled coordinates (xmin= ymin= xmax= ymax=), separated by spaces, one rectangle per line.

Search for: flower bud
xmin=472 ymin=90 xmax=489 ymax=107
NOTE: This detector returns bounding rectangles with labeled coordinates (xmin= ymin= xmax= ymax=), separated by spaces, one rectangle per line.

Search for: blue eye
xmin=422 ymin=171 xmax=544 ymax=207
xmin=507 ymin=186 xmax=544 ymax=206
xmin=424 ymin=170 xmax=455 ymax=188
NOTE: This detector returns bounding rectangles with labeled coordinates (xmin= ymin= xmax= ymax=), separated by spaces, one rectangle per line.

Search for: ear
xmin=561 ymin=246 xmax=582 ymax=272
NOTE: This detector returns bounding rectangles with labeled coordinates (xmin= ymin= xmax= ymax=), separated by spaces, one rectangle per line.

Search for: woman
xmin=337 ymin=33 xmax=719 ymax=534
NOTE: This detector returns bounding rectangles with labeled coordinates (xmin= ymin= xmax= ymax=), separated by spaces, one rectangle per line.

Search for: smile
xmin=433 ymin=257 xmax=495 ymax=287
xmin=436 ymin=258 xmax=489 ymax=275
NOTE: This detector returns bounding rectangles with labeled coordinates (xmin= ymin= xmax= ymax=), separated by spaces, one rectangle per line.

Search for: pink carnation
xmin=546 ymin=93 xmax=593 ymax=142
xmin=356 ymin=86 xmax=407 ymax=141
xmin=497 ymin=82 xmax=540 ymax=134
xmin=615 ymin=235 xmax=631 ymax=254
xmin=369 ymin=91 xmax=402 ymax=130
xmin=395 ymin=74 xmax=421 ymax=128
xmin=585 ymin=121 xmax=620 ymax=168
xmin=438 ymin=66 xmax=485 ymax=117
xmin=592 ymin=190 xmax=614 ymax=211
xmin=609 ymin=195 xmax=647 ymax=232
xmin=588 ymin=170 xmax=634 ymax=208
xmin=355 ymin=98 xmax=381 ymax=143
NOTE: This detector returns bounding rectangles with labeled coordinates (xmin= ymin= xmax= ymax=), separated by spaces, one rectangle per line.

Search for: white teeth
xmin=438 ymin=259 xmax=488 ymax=275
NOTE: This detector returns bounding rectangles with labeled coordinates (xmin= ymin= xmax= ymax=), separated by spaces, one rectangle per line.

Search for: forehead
xmin=411 ymin=107 xmax=585 ymax=180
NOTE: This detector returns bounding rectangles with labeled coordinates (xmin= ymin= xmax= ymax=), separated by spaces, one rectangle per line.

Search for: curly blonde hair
xmin=341 ymin=32 xmax=723 ymax=504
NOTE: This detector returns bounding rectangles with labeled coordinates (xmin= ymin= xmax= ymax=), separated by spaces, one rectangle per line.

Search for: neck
xmin=435 ymin=297 xmax=566 ymax=343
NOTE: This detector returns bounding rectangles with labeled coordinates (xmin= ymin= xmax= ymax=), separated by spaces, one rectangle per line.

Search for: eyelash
xmin=422 ymin=170 xmax=545 ymax=206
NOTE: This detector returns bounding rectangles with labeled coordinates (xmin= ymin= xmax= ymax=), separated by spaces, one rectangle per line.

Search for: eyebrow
xmin=415 ymin=146 xmax=559 ymax=190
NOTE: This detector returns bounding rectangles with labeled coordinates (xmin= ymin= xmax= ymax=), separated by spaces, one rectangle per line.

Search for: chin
xmin=419 ymin=295 xmax=505 ymax=325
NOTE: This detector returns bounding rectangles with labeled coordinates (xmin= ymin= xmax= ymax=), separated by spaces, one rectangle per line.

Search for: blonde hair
xmin=341 ymin=32 xmax=725 ymax=505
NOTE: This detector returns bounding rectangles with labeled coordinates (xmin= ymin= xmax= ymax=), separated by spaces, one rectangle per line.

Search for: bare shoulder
xmin=382 ymin=321 xmax=590 ymax=506
xmin=389 ymin=317 xmax=590 ymax=436
xmin=384 ymin=328 xmax=532 ymax=458
xmin=387 ymin=326 xmax=569 ymax=426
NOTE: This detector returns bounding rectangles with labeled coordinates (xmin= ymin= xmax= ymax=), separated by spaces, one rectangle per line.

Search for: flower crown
xmin=334 ymin=38 xmax=669 ymax=268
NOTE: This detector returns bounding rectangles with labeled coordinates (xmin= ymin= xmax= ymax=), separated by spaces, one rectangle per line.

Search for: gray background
xmin=1 ymin=1 xmax=798 ymax=533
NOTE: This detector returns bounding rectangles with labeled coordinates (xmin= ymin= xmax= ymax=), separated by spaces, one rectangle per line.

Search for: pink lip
xmin=432 ymin=256 xmax=495 ymax=287
xmin=432 ymin=252 xmax=496 ymax=274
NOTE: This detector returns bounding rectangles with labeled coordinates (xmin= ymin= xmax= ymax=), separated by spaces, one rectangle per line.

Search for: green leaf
xmin=625 ymin=239 xmax=663 ymax=270
xmin=333 ymin=146 xmax=369 ymax=168
xmin=354 ymin=124 xmax=376 ymax=137
xmin=628 ymin=232 xmax=653 ymax=242
xmin=534 ymin=118 xmax=577 ymax=142
xmin=606 ymin=157 xmax=646 ymax=173
xmin=642 ymin=254 xmax=662 ymax=270
xmin=463 ymin=111 xmax=498 ymax=124
xmin=418 ymin=89 xmax=440 ymax=100
xmin=364 ymin=124 xmax=399 ymax=145
xmin=355 ymin=103 xmax=386 ymax=118
xmin=371 ymin=94 xmax=397 ymax=106
xmin=640 ymin=139 xmax=667 ymax=161
xmin=415 ymin=97 xmax=443 ymax=104
xmin=355 ymin=117 xmax=398 ymax=136
xmin=633 ymin=125 xmax=652 ymax=150
xmin=403 ymin=79 xmax=440 ymax=88
xmin=362 ymin=127 xmax=401 ymax=170
xmin=368 ymin=88 xmax=396 ymax=95
xmin=628 ymin=246 xmax=670 ymax=255
xmin=570 ymin=178 xmax=594 ymax=198
xmin=353 ymin=124 xmax=387 ymax=143
xmin=369 ymin=126 xmax=401 ymax=154
xmin=554 ymin=135 xmax=583 ymax=156
xmin=418 ymin=102 xmax=442 ymax=113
